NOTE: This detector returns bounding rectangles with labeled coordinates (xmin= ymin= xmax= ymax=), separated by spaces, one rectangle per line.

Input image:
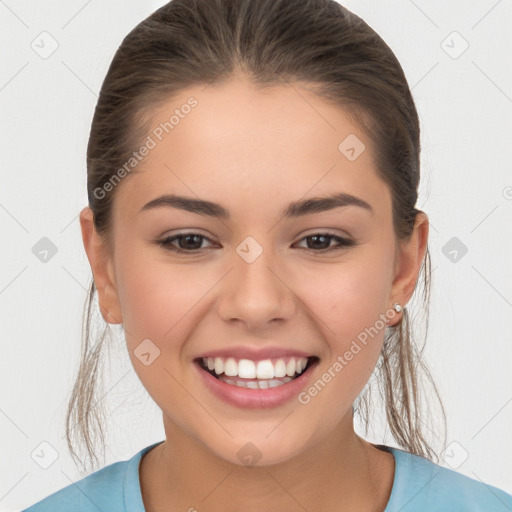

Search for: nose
xmin=217 ymin=244 xmax=297 ymax=330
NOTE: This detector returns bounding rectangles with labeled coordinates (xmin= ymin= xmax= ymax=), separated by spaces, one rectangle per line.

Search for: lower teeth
xmin=217 ymin=374 xmax=294 ymax=389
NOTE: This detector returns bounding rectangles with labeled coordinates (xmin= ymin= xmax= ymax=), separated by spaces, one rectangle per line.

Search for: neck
xmin=140 ymin=412 xmax=394 ymax=512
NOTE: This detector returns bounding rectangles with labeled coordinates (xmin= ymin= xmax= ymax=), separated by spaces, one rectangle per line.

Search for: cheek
xmin=114 ymin=249 xmax=212 ymax=415
xmin=114 ymin=244 xmax=210 ymax=348
xmin=306 ymin=254 xmax=392 ymax=340
xmin=297 ymin=247 xmax=394 ymax=398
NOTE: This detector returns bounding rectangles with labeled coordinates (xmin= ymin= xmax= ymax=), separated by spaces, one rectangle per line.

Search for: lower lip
xmin=195 ymin=361 xmax=317 ymax=409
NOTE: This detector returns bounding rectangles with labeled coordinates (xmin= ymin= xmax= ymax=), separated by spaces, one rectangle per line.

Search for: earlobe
xmin=79 ymin=206 xmax=123 ymax=324
xmin=388 ymin=211 xmax=429 ymax=320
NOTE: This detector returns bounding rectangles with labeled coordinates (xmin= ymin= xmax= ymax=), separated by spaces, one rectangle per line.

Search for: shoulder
xmin=21 ymin=442 xmax=161 ymax=512
xmin=21 ymin=460 xmax=129 ymax=512
xmin=386 ymin=446 xmax=512 ymax=511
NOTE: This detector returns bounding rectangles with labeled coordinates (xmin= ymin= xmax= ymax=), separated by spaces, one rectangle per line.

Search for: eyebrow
xmin=140 ymin=192 xmax=373 ymax=218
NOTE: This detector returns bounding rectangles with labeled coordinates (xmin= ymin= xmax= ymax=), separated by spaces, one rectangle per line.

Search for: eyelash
xmin=156 ymin=232 xmax=356 ymax=254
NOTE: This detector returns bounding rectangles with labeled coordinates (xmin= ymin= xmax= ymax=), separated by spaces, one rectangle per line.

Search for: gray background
xmin=1 ymin=0 xmax=511 ymax=510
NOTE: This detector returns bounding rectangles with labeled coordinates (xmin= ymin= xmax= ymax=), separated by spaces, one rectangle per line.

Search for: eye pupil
xmin=180 ymin=234 xmax=203 ymax=250
xmin=308 ymin=234 xmax=331 ymax=250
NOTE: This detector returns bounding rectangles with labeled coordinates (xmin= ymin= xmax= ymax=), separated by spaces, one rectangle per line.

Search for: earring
xmin=393 ymin=303 xmax=403 ymax=313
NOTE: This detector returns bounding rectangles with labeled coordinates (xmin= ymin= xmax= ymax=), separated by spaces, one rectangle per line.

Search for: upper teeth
xmin=202 ymin=356 xmax=309 ymax=379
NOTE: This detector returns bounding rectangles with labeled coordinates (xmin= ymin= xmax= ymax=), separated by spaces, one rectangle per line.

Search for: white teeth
xmin=274 ymin=359 xmax=287 ymax=378
xmin=218 ymin=375 xmax=294 ymax=388
xmin=269 ymin=378 xmax=288 ymax=388
xmin=214 ymin=357 xmax=224 ymax=375
xmin=256 ymin=360 xmax=274 ymax=379
xmin=224 ymin=357 xmax=238 ymax=377
xmin=238 ymin=359 xmax=256 ymax=378
xmin=203 ymin=356 xmax=310 ymax=379
xmin=286 ymin=359 xmax=296 ymax=377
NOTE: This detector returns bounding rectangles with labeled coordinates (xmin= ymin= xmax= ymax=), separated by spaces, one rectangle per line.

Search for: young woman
xmin=23 ymin=0 xmax=512 ymax=510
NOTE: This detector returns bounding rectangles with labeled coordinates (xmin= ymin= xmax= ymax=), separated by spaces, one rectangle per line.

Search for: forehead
xmin=113 ymin=75 xmax=391 ymax=221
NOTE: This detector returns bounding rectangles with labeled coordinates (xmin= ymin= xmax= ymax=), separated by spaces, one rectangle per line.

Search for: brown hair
xmin=66 ymin=0 xmax=446 ymax=471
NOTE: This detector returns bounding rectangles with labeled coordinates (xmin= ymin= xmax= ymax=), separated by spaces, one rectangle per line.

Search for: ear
xmin=389 ymin=211 xmax=429 ymax=324
xmin=79 ymin=206 xmax=123 ymax=324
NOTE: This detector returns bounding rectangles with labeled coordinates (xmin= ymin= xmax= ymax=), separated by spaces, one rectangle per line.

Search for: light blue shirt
xmin=22 ymin=441 xmax=512 ymax=511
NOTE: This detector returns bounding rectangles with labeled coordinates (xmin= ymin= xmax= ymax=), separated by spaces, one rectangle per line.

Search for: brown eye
xmin=295 ymin=233 xmax=355 ymax=252
xmin=157 ymin=233 xmax=215 ymax=253
xmin=156 ymin=231 xmax=356 ymax=255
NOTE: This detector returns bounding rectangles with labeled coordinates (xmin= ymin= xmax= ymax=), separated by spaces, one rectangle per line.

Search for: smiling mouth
xmin=196 ymin=356 xmax=319 ymax=389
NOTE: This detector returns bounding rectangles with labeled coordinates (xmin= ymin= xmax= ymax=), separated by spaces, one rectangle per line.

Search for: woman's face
xmin=82 ymin=74 xmax=425 ymax=466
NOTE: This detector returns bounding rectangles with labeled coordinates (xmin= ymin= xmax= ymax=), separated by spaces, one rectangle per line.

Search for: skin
xmin=80 ymin=73 xmax=428 ymax=511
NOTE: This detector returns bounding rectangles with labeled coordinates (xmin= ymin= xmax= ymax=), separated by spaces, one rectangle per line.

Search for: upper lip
xmin=195 ymin=346 xmax=315 ymax=361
